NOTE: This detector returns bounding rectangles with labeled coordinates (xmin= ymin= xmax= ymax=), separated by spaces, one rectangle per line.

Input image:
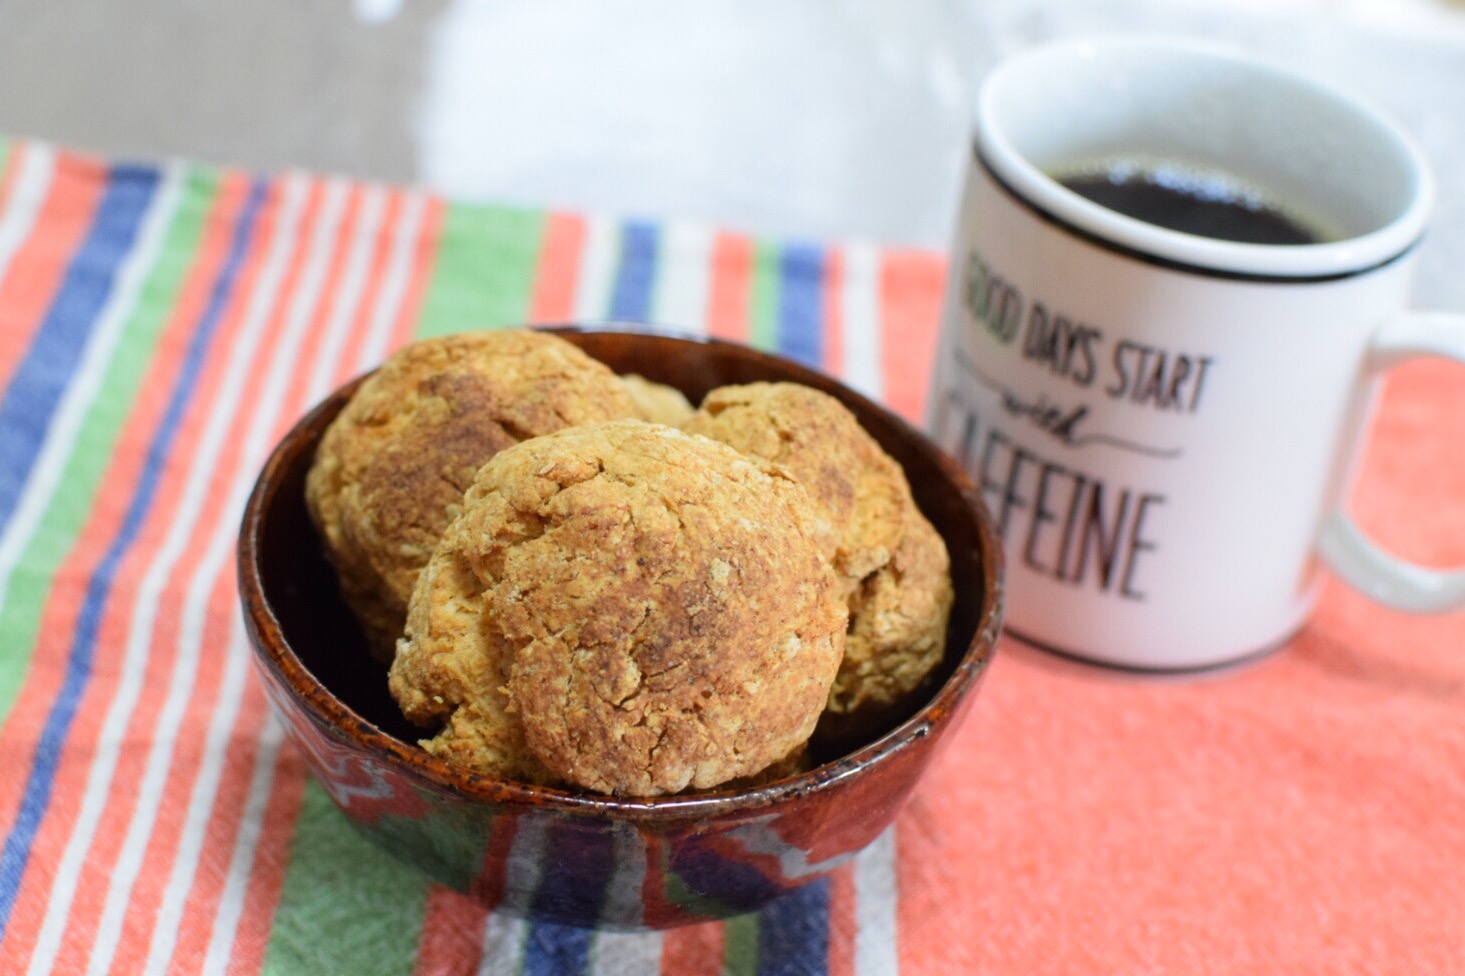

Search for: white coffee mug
xmin=929 ymin=36 xmax=1465 ymax=670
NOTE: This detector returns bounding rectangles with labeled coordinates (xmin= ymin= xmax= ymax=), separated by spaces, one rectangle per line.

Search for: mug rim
xmin=975 ymin=35 xmax=1434 ymax=280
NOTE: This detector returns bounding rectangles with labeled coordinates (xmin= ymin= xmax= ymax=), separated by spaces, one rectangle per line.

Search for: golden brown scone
xmin=389 ymin=419 xmax=846 ymax=796
xmin=620 ymin=374 xmax=695 ymax=426
xmin=305 ymin=330 xmax=639 ymax=658
xmin=714 ymin=743 xmax=812 ymax=792
xmin=683 ymin=382 xmax=953 ymax=742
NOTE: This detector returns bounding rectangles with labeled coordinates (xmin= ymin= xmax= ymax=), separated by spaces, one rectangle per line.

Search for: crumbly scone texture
xmin=683 ymin=382 xmax=953 ymax=737
xmin=621 ymin=374 xmax=696 ymax=426
xmin=389 ymin=419 xmax=847 ymax=796
xmin=305 ymin=330 xmax=639 ymax=658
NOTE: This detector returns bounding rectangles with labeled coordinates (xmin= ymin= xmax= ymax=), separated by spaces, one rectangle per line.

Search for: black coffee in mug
xmin=1054 ymin=158 xmax=1326 ymax=245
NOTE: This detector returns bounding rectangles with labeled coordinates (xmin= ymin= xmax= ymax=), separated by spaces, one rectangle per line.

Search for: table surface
xmin=0 ymin=0 xmax=1461 ymax=307
xmin=0 ymin=3 xmax=1462 ymax=975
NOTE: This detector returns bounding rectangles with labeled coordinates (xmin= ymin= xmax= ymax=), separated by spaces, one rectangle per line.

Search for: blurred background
xmin=1 ymin=0 xmax=1460 ymax=308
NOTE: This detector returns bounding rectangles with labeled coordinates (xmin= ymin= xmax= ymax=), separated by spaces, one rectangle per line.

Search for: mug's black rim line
xmin=974 ymin=147 xmax=1420 ymax=285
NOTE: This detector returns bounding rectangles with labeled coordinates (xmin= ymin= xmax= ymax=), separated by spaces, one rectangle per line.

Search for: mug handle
xmin=1318 ymin=312 xmax=1465 ymax=612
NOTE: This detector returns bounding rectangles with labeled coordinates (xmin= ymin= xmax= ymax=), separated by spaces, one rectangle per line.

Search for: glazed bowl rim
xmin=238 ymin=324 xmax=1004 ymax=821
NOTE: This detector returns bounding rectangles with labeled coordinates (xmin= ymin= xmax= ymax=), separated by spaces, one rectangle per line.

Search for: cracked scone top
xmin=305 ymin=330 xmax=639 ymax=658
xmin=683 ymin=382 xmax=953 ymax=741
xmin=388 ymin=419 xmax=847 ymax=796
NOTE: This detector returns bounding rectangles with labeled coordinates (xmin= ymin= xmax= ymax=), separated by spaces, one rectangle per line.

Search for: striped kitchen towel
xmin=0 ymin=140 xmax=943 ymax=976
xmin=2 ymin=138 xmax=1464 ymax=976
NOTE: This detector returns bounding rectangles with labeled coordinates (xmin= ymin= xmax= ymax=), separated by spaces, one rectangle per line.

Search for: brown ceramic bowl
xmin=238 ymin=325 xmax=1003 ymax=930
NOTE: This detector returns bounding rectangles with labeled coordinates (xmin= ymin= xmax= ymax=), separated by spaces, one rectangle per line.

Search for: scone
xmin=683 ymin=382 xmax=953 ymax=743
xmin=305 ymin=329 xmax=639 ymax=658
xmin=389 ymin=419 xmax=847 ymax=796
xmin=621 ymin=374 xmax=695 ymax=426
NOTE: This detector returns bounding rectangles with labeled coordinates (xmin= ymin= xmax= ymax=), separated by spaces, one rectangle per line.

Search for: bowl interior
xmin=252 ymin=326 xmax=1000 ymax=783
